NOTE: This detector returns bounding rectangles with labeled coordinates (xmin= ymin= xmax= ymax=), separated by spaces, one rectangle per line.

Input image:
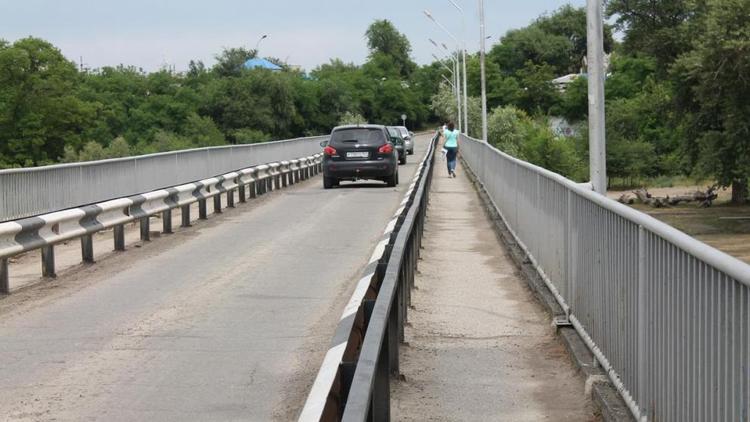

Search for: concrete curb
xmin=460 ymin=157 xmax=634 ymax=422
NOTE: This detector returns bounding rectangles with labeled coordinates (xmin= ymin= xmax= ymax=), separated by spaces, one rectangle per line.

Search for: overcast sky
xmin=0 ymin=0 xmax=586 ymax=72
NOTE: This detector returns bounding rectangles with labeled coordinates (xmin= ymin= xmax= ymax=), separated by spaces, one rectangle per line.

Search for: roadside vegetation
xmin=0 ymin=21 xmax=440 ymax=168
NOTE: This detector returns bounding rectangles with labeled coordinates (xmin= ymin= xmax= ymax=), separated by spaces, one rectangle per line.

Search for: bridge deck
xmin=391 ymin=159 xmax=596 ymax=421
xmin=0 ymin=137 xmax=430 ymax=421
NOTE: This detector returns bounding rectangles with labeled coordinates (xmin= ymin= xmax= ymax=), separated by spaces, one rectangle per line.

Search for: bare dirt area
xmin=608 ymin=186 xmax=750 ymax=264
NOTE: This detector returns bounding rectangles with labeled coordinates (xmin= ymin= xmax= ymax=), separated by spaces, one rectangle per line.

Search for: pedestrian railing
xmin=0 ymin=153 xmax=323 ymax=294
xmin=299 ymin=133 xmax=437 ymax=422
xmin=460 ymin=134 xmax=750 ymax=422
xmin=0 ymin=136 xmax=327 ymax=222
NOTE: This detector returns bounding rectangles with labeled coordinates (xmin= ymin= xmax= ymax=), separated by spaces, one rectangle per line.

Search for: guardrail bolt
xmin=181 ymin=205 xmax=191 ymax=227
xmin=81 ymin=234 xmax=95 ymax=263
xmin=0 ymin=258 xmax=9 ymax=294
xmin=140 ymin=217 xmax=151 ymax=241
xmin=114 ymin=224 xmax=126 ymax=251
xmin=41 ymin=245 xmax=56 ymax=278
xmin=162 ymin=210 xmax=173 ymax=233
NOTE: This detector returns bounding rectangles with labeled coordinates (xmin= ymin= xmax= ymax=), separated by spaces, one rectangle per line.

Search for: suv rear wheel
xmin=386 ymin=169 xmax=398 ymax=187
xmin=323 ymin=176 xmax=338 ymax=189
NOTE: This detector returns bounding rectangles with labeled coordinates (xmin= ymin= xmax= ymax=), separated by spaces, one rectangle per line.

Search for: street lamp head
xmin=423 ymin=9 xmax=434 ymax=21
xmin=428 ymin=38 xmax=438 ymax=47
xmin=441 ymin=43 xmax=449 ymax=51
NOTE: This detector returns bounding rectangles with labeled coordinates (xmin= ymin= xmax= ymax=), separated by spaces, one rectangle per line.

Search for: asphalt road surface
xmin=0 ymin=135 xmax=430 ymax=421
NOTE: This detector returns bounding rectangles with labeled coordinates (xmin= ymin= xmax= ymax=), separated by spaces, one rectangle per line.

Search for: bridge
xmin=1 ymin=130 xmax=748 ymax=422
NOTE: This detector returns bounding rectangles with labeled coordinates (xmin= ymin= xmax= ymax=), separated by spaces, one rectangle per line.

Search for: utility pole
xmin=479 ymin=0 xmax=488 ymax=142
xmin=586 ymin=0 xmax=607 ymax=194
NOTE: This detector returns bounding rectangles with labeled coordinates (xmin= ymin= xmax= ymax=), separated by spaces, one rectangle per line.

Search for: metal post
xmin=162 ymin=209 xmax=173 ymax=233
xmin=181 ymin=205 xmax=191 ymax=227
xmin=239 ymin=184 xmax=246 ymax=203
xmin=1 ymin=258 xmax=9 ymax=294
xmin=587 ymin=0 xmax=607 ymax=194
xmin=81 ymin=234 xmax=94 ymax=263
xmin=198 ymin=199 xmax=207 ymax=219
xmin=479 ymin=0 xmax=488 ymax=142
xmin=41 ymin=245 xmax=55 ymax=278
xmin=213 ymin=195 xmax=222 ymax=214
xmin=114 ymin=224 xmax=125 ymax=251
xmin=455 ymin=54 xmax=462 ymax=132
xmin=227 ymin=189 xmax=235 ymax=208
xmin=249 ymin=181 xmax=257 ymax=198
xmin=637 ymin=226 xmax=648 ymax=417
xmin=372 ymin=325 xmax=391 ymax=421
xmin=462 ymin=47 xmax=469 ymax=135
xmin=140 ymin=217 xmax=150 ymax=241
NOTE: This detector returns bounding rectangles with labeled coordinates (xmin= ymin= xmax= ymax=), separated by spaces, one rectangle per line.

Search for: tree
xmin=606 ymin=0 xmax=701 ymax=73
xmin=673 ymin=0 xmax=750 ymax=203
xmin=365 ymin=19 xmax=416 ymax=78
xmin=213 ymin=47 xmax=257 ymax=77
xmin=0 ymin=37 xmax=93 ymax=167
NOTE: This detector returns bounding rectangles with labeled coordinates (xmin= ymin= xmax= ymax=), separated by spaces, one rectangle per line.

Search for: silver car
xmin=396 ymin=126 xmax=414 ymax=155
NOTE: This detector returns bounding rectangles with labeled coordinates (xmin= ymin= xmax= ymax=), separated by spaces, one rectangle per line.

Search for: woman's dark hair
xmin=448 ymin=122 xmax=455 ymax=131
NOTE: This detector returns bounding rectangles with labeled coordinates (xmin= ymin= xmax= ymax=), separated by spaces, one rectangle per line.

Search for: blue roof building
xmin=243 ymin=58 xmax=283 ymax=71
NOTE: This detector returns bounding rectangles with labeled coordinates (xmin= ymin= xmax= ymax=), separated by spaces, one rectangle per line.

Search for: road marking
xmin=298 ymin=341 xmax=348 ymax=422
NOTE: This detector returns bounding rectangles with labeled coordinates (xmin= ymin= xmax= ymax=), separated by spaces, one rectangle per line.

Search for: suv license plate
xmin=347 ymin=152 xmax=369 ymax=159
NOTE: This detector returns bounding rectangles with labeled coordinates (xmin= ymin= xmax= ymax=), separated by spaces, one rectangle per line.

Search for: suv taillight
xmin=378 ymin=144 xmax=393 ymax=154
xmin=324 ymin=146 xmax=337 ymax=156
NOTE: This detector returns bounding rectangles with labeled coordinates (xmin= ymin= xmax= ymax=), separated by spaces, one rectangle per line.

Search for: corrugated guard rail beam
xmin=0 ymin=135 xmax=328 ymax=222
xmin=298 ymin=133 xmax=437 ymax=422
xmin=458 ymin=134 xmax=750 ymax=422
xmin=0 ymin=153 xmax=324 ymax=295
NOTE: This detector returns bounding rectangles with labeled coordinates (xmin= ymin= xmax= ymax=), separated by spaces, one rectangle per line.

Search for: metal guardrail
xmin=0 ymin=136 xmax=327 ymax=222
xmin=299 ymin=133 xmax=437 ymax=422
xmin=0 ymin=153 xmax=323 ymax=294
xmin=460 ymin=134 xmax=750 ymax=421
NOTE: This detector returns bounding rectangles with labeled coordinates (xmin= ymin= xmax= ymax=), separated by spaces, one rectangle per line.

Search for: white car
xmin=396 ymin=126 xmax=414 ymax=155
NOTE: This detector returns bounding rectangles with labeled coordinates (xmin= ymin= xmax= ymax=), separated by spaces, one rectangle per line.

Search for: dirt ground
xmin=608 ymin=186 xmax=750 ymax=264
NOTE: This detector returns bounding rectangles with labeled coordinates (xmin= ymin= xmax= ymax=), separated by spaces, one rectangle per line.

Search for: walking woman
xmin=442 ymin=122 xmax=459 ymax=177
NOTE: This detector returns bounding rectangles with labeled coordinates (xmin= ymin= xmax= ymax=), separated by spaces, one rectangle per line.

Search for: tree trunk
xmin=732 ymin=178 xmax=748 ymax=204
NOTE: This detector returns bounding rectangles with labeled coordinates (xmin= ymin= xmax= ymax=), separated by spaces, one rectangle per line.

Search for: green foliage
xmin=338 ymin=111 xmax=367 ymax=125
xmin=365 ymin=19 xmax=415 ymax=78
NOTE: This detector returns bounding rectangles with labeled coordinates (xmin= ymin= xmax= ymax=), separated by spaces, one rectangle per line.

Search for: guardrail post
xmin=1 ymin=258 xmax=9 ymax=294
xmin=249 ymin=182 xmax=257 ymax=198
xmin=213 ymin=195 xmax=222 ymax=214
xmin=198 ymin=199 xmax=208 ymax=219
xmin=282 ymin=172 xmax=288 ymax=188
xmin=391 ymin=287 xmax=401 ymax=371
xmin=41 ymin=245 xmax=56 ymax=278
xmin=140 ymin=217 xmax=151 ymax=241
xmin=372 ymin=324 xmax=391 ymax=421
xmin=162 ymin=210 xmax=173 ymax=233
xmin=81 ymin=234 xmax=94 ymax=263
xmin=181 ymin=205 xmax=191 ymax=227
xmin=239 ymin=184 xmax=246 ymax=203
xmin=274 ymin=174 xmax=281 ymax=190
xmin=227 ymin=190 xmax=235 ymax=208
xmin=114 ymin=224 xmax=125 ymax=251
xmin=267 ymin=177 xmax=274 ymax=192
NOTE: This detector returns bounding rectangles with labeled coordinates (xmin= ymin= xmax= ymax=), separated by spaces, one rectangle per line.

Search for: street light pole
xmin=425 ymin=9 xmax=463 ymax=132
xmin=586 ymin=0 xmax=607 ymax=194
xmin=255 ymin=34 xmax=268 ymax=53
xmin=478 ymin=0 xmax=488 ymax=142
xmin=448 ymin=0 xmax=469 ymax=135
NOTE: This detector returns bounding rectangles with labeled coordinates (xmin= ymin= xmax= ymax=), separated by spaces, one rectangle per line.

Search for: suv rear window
xmin=330 ymin=128 xmax=386 ymax=147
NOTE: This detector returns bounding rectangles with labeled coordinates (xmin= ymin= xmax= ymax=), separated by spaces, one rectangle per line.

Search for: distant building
xmin=552 ymin=73 xmax=583 ymax=92
xmin=243 ymin=58 xmax=283 ymax=71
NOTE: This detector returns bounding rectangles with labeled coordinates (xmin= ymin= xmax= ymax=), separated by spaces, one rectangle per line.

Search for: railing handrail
xmin=341 ymin=137 xmax=436 ymax=421
xmin=465 ymin=135 xmax=750 ymax=286
xmin=0 ymin=135 xmax=327 ymax=175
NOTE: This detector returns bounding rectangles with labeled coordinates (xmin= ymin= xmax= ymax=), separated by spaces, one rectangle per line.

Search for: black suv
xmin=322 ymin=125 xmax=399 ymax=189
